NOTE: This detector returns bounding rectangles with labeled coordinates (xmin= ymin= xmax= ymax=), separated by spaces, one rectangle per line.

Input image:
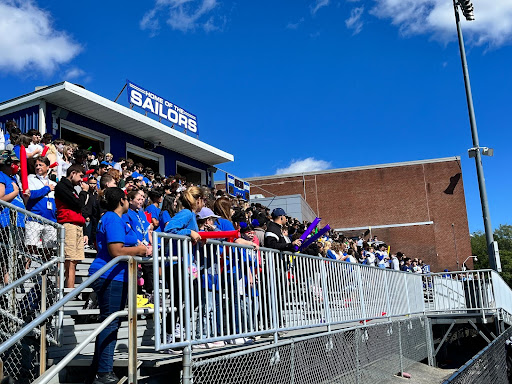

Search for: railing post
xmin=383 ymin=272 xmax=391 ymax=318
xmin=267 ymin=251 xmax=280 ymax=344
xmin=356 ymin=267 xmax=367 ymax=322
xmin=355 ymin=328 xmax=361 ymax=384
xmin=127 ymin=258 xmax=138 ymax=384
xmin=476 ymin=271 xmax=486 ymax=323
xmin=39 ymin=271 xmax=47 ymax=375
xmin=426 ymin=317 xmax=435 ymax=366
xmin=403 ymin=274 xmax=411 ymax=314
xmin=319 ymin=261 xmax=331 ymax=333
xmin=152 ymin=231 xmax=161 ymax=351
xmin=398 ymin=320 xmax=404 ymax=376
xmin=57 ymin=225 xmax=65 ymax=345
xmin=182 ymin=240 xmax=192 ymax=384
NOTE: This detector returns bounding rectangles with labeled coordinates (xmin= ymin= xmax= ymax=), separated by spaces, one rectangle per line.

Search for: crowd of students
xmin=0 ymin=120 xmax=433 ymax=384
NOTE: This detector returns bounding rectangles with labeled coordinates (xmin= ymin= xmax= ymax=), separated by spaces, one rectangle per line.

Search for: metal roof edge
xmin=244 ymin=157 xmax=461 ymax=181
xmin=0 ymin=82 xmax=234 ymax=164
xmin=0 ymin=82 xmax=65 ymax=113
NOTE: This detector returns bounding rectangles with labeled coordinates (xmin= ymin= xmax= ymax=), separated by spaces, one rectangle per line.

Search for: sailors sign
xmin=127 ymin=80 xmax=198 ymax=135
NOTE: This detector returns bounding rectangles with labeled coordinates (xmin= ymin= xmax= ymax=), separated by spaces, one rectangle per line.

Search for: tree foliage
xmin=472 ymin=224 xmax=512 ymax=287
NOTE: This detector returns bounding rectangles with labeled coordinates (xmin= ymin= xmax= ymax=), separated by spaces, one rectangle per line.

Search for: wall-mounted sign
xmin=226 ymin=173 xmax=250 ymax=201
xmin=127 ymin=80 xmax=198 ymax=135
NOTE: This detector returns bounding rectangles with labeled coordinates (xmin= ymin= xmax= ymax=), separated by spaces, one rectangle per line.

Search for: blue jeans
xmin=91 ymin=278 xmax=127 ymax=374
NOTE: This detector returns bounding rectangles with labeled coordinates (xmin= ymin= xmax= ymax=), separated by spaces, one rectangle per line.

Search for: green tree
xmin=472 ymin=224 xmax=512 ymax=287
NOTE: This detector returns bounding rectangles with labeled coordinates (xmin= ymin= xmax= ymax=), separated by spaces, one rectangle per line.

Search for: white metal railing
xmin=152 ymin=232 xmax=426 ymax=351
xmin=0 ymin=198 xmax=64 ymax=382
xmin=421 ymin=269 xmax=512 ymax=323
xmin=3 ymin=222 xmax=512 ymax=383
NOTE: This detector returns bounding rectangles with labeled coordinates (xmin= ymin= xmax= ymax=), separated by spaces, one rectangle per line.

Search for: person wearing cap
xmin=0 ymin=150 xmax=27 ymax=283
xmin=264 ymin=208 xmax=302 ymax=252
xmin=196 ymin=207 xmax=220 ymax=230
xmin=194 ymin=207 xmax=225 ymax=348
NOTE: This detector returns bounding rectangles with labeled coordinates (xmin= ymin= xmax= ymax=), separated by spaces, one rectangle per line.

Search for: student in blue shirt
xmin=87 ymin=188 xmax=148 ymax=384
xmin=163 ymin=186 xmax=204 ymax=346
xmin=158 ymin=194 xmax=179 ymax=232
xmin=145 ymin=190 xmax=162 ymax=228
xmin=126 ymin=189 xmax=153 ymax=296
xmin=0 ymin=150 xmax=28 ymax=283
xmin=212 ymin=197 xmax=258 ymax=345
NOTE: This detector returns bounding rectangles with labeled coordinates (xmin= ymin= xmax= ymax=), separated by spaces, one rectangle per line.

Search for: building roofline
xmin=244 ymin=157 xmax=461 ymax=182
xmin=0 ymin=82 xmax=234 ymax=165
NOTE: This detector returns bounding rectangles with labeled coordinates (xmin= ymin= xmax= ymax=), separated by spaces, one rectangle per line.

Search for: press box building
xmin=0 ymin=81 xmax=233 ymax=185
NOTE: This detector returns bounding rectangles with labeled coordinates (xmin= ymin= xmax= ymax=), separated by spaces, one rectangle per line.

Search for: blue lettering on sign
xmin=127 ymin=80 xmax=198 ymax=135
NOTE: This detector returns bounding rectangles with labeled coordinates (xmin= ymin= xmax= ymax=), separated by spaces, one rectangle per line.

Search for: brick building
xmin=243 ymin=157 xmax=472 ymax=272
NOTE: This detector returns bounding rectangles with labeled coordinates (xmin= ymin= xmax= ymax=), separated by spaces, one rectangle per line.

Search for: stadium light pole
xmin=451 ymin=0 xmax=501 ymax=272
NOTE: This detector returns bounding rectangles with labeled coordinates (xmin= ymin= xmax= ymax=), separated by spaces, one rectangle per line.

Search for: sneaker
xmin=209 ymin=341 xmax=226 ymax=348
xmin=163 ymin=348 xmax=182 ymax=355
xmin=192 ymin=343 xmax=209 ymax=350
xmin=174 ymin=324 xmax=182 ymax=339
xmin=231 ymin=338 xmax=245 ymax=345
xmin=92 ymin=371 xmax=119 ymax=384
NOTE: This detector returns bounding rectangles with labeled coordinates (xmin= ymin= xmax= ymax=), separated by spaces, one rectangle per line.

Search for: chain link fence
xmin=442 ymin=326 xmax=512 ymax=384
xmin=191 ymin=316 xmax=430 ymax=384
xmin=0 ymin=200 xmax=63 ymax=383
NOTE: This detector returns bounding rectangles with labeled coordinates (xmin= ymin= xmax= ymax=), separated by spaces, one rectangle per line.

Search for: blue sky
xmin=0 ymin=0 xmax=511 ymax=233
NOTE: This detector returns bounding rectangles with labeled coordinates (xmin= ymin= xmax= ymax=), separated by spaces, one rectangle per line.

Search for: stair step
xmin=64 ymin=287 xmax=93 ymax=293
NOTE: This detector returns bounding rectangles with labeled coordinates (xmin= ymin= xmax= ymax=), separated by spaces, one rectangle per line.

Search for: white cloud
xmin=64 ymin=67 xmax=85 ymax=79
xmin=345 ymin=6 xmax=364 ymax=35
xmin=0 ymin=0 xmax=81 ymax=73
xmin=371 ymin=0 xmax=512 ymax=47
xmin=311 ymin=0 xmax=330 ymax=15
xmin=63 ymin=67 xmax=91 ymax=83
xmin=141 ymin=0 xmax=222 ymax=34
xmin=286 ymin=17 xmax=305 ymax=30
xmin=276 ymin=158 xmax=332 ymax=175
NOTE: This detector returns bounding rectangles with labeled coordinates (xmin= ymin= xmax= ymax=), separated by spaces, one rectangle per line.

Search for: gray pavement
xmin=384 ymin=362 xmax=456 ymax=384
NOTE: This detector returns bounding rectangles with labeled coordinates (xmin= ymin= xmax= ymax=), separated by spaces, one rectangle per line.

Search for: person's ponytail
xmin=179 ymin=186 xmax=202 ymax=211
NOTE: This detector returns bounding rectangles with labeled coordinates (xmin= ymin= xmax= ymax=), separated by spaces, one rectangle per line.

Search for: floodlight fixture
xmin=458 ymin=0 xmax=475 ymax=21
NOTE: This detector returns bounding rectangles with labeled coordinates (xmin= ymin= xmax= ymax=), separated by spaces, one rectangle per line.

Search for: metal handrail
xmin=0 ymin=197 xmax=64 ymax=229
xmin=33 ymin=306 xmax=156 ymax=384
xmin=0 ymin=257 xmax=58 ymax=296
xmin=153 ymin=233 xmax=427 ymax=352
xmin=0 ymin=255 xmax=134 ymax=355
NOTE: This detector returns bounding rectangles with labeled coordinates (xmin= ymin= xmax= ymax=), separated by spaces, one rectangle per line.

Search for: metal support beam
xmin=434 ymin=321 xmax=456 ymax=356
xmin=467 ymin=320 xmax=491 ymax=344
xmin=127 ymin=258 xmax=138 ymax=384
xmin=39 ymin=272 xmax=47 ymax=375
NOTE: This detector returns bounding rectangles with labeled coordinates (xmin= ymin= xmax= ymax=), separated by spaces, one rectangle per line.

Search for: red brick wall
xmin=238 ymin=159 xmax=471 ymax=272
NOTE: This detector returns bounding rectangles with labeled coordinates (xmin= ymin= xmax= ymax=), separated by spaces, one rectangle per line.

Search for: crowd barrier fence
xmin=0 ymin=198 xmax=64 ymax=384
xmin=152 ymin=232 xmax=426 ymax=353
xmin=2 ymin=225 xmax=512 ymax=383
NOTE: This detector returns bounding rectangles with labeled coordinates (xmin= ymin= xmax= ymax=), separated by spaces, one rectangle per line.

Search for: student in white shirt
xmin=26 ymin=129 xmax=43 ymax=157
